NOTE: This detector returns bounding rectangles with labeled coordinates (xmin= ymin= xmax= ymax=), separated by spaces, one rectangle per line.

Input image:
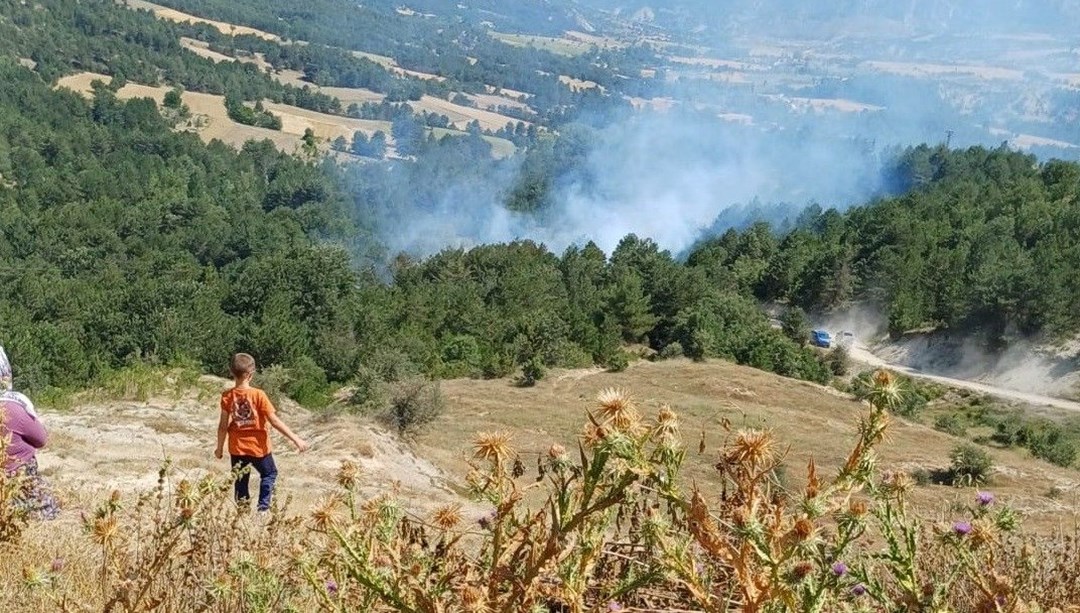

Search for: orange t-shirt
xmin=221 ymin=387 xmax=275 ymax=457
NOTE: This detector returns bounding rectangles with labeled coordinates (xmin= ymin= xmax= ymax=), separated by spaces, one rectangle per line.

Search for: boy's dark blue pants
xmin=230 ymin=454 xmax=277 ymax=511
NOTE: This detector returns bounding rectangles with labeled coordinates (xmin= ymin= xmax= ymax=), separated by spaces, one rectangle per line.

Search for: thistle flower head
xmin=472 ymin=431 xmax=515 ymax=467
xmin=310 ymin=495 xmax=339 ymax=531
xmin=790 ymin=561 xmax=814 ymax=583
xmin=432 ymin=503 xmax=463 ymax=530
xmin=595 ymin=388 xmax=640 ymax=432
xmin=653 ymin=405 xmax=680 ymax=438
xmin=337 ymin=460 xmax=361 ymax=490
xmin=728 ymin=429 xmax=775 ymax=468
xmin=547 ymin=443 xmax=567 ymax=460
xmin=868 ymin=369 xmax=904 ymax=410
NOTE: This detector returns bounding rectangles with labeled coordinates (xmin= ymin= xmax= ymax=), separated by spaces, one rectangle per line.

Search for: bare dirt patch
xmin=36 ymin=379 xmax=466 ymax=517
xmin=626 ymin=96 xmax=677 ymax=111
xmin=558 ymin=75 xmax=603 ymax=92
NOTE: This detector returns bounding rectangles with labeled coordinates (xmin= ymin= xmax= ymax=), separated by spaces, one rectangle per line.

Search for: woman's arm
xmin=4 ymin=401 xmax=47 ymax=448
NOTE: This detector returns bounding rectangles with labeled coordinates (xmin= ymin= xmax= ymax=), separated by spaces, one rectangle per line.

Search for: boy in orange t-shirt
xmin=215 ymin=353 xmax=308 ymax=511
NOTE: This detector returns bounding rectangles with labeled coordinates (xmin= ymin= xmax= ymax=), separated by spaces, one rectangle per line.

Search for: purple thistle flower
xmin=831 ymin=561 xmax=848 ymax=576
xmin=326 ymin=579 xmax=338 ymax=596
xmin=851 ymin=584 xmax=867 ymax=597
xmin=953 ymin=521 xmax=972 ymax=536
xmin=50 ymin=558 xmax=65 ymax=573
xmin=977 ymin=491 xmax=994 ymax=506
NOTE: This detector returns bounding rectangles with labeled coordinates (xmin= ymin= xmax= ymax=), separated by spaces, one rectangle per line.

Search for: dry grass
xmin=558 ymin=75 xmax=604 ymax=92
xmin=5 ymin=376 xmax=1080 ymax=610
xmin=488 ymin=32 xmax=596 ymax=57
xmin=179 ymin=37 xmax=272 ymax=71
xmin=273 ymin=69 xmax=386 ymax=106
xmin=763 ymin=94 xmax=885 ymax=113
xmin=421 ymin=359 xmax=1080 ymax=534
xmin=123 ymin=0 xmax=281 ymax=41
xmin=407 ymin=94 xmax=533 ymax=132
xmin=861 ymin=60 xmax=1025 ymax=81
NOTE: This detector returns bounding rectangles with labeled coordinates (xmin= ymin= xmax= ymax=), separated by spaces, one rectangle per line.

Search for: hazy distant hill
xmin=573 ymin=0 xmax=1080 ymax=37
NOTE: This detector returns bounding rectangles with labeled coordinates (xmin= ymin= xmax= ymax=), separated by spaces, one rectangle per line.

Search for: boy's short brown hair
xmin=229 ymin=353 xmax=257 ymax=378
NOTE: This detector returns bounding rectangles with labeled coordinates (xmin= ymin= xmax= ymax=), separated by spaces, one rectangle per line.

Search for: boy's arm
xmin=267 ymin=413 xmax=309 ymax=452
xmin=215 ymin=409 xmax=229 ymax=459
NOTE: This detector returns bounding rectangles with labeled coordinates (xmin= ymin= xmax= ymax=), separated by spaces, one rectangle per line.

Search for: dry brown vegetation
xmin=4 ymin=368 xmax=1080 ymax=611
xmin=423 ymin=359 xmax=1080 ymax=533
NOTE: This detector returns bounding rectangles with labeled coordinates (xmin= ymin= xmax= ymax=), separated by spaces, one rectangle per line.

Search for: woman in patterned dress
xmin=0 ymin=345 xmax=60 ymax=520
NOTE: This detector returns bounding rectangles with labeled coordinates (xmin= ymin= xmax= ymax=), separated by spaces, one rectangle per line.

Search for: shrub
xmin=1027 ymin=424 xmax=1077 ymax=468
xmin=552 ymin=339 xmax=593 ymax=369
xmin=950 ymin=443 xmax=993 ymax=486
xmin=825 ymin=345 xmax=850 ymax=376
xmin=911 ymin=467 xmax=932 ymax=486
xmin=605 ymin=350 xmax=630 ymax=372
xmin=162 ymin=87 xmax=183 ymax=109
xmin=935 ymin=413 xmax=968 ymax=437
xmin=283 ymin=356 xmax=331 ymax=408
xmin=438 ymin=335 xmax=482 ymax=379
xmin=348 ymin=364 xmax=387 ymax=414
xmin=255 ymin=363 xmax=292 ymax=409
xmin=779 ymin=305 xmax=811 ymax=345
xmin=517 ymin=355 xmax=545 ymax=387
xmin=382 ymin=376 xmax=444 ymax=434
xmin=658 ymin=341 xmax=684 ymax=359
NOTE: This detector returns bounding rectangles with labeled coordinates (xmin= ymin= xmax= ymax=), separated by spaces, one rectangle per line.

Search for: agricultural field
xmin=54 ymin=72 xmax=396 ymax=157
xmin=123 ymin=0 xmax=281 ymax=41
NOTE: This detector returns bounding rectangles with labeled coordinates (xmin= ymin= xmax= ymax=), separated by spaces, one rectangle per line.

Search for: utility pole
xmin=945 ymin=129 xmax=954 ymax=148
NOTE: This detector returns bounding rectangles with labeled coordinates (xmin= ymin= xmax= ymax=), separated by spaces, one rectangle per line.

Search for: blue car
xmin=811 ymin=330 xmax=833 ymax=348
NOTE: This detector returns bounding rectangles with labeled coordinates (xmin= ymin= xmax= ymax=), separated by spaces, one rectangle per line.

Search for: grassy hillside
xmin=4 ymin=359 xmax=1080 ymax=609
xmin=422 ymin=359 xmax=1080 ymax=532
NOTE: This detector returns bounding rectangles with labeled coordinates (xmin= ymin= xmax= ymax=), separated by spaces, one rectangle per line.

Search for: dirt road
xmin=848 ymin=343 xmax=1080 ymax=412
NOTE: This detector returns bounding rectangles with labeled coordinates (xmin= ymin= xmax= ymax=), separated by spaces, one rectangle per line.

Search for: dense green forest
xmin=1 ymin=0 xmax=1078 ymax=406
xmin=729 ymin=145 xmax=1080 ymax=341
